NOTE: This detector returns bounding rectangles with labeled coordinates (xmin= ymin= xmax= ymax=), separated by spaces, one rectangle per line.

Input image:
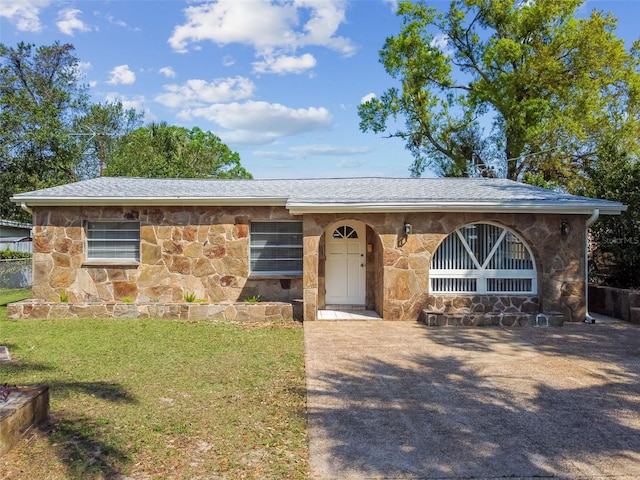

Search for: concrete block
xmin=0 ymin=385 xmax=49 ymax=456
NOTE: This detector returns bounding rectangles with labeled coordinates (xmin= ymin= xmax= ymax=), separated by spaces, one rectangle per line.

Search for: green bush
xmin=0 ymin=249 xmax=31 ymax=259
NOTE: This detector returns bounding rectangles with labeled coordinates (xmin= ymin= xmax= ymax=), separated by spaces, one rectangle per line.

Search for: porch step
xmin=419 ymin=310 xmax=564 ymax=327
xmin=318 ymin=309 xmax=381 ymax=320
xmin=324 ymin=304 xmax=366 ymax=311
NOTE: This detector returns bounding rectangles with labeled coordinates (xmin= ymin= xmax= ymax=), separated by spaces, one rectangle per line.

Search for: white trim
xmin=285 ymin=201 xmax=626 ymax=215
xmin=12 ymin=197 xmax=625 ymax=216
xmin=12 ymin=197 xmax=289 ymax=207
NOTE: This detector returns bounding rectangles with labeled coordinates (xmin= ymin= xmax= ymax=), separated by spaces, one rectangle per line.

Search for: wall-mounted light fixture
xmin=404 ymin=221 xmax=412 ymax=236
xmin=561 ymin=220 xmax=570 ymax=236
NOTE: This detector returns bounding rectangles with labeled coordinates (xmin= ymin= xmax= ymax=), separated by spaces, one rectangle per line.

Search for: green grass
xmin=0 ymin=289 xmax=308 ymax=479
xmin=0 ymin=287 xmax=31 ymax=306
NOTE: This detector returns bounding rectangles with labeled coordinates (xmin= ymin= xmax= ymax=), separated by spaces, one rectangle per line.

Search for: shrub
xmin=0 ymin=250 xmax=31 ymax=260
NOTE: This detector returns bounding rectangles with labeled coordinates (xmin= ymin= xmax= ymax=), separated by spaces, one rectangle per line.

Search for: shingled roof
xmin=11 ymin=176 xmax=625 ymax=215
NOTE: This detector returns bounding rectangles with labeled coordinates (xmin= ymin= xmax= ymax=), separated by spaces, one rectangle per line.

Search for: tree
xmin=73 ymin=102 xmax=144 ymax=179
xmin=359 ymin=0 xmax=640 ymax=186
xmin=0 ymin=42 xmax=89 ymax=220
xmin=582 ymin=143 xmax=640 ymax=288
xmin=104 ymin=123 xmax=252 ymax=179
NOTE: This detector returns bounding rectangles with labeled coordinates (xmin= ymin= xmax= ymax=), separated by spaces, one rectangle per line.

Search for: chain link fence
xmin=0 ymin=258 xmax=32 ymax=289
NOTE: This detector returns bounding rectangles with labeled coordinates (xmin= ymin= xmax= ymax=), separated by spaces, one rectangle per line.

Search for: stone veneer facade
xmin=29 ymin=205 xmax=587 ymax=322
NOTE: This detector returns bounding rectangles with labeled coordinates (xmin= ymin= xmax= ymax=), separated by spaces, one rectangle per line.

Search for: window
xmin=332 ymin=225 xmax=358 ymax=239
xmin=430 ymin=223 xmax=536 ymax=294
xmin=250 ymin=222 xmax=303 ymax=276
xmin=86 ymin=221 xmax=140 ymax=261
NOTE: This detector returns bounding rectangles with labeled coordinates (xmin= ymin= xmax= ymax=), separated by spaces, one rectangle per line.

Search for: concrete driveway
xmin=304 ymin=317 xmax=640 ymax=479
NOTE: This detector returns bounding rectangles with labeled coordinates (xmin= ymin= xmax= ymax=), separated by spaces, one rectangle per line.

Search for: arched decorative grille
xmin=332 ymin=225 xmax=358 ymax=239
xmin=430 ymin=223 xmax=537 ymax=294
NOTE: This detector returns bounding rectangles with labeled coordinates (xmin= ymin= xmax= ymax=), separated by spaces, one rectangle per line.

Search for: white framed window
xmin=86 ymin=221 xmax=140 ymax=261
xmin=430 ymin=223 xmax=537 ymax=294
xmin=250 ymin=221 xmax=303 ymax=276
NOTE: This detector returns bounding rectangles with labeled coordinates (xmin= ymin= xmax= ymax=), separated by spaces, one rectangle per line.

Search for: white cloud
xmin=222 ymin=56 xmax=235 ymax=67
xmin=514 ymin=0 xmax=534 ymax=8
xmin=430 ymin=34 xmax=452 ymax=55
xmin=254 ymin=144 xmax=371 ymax=160
xmin=57 ymin=8 xmax=90 ymax=36
xmin=360 ymin=93 xmax=376 ymax=104
xmin=169 ymin=0 xmax=296 ymax=53
xmin=159 ymin=66 xmax=176 ymax=78
xmin=253 ymin=53 xmax=317 ymax=75
xmin=168 ymin=0 xmax=355 ymax=72
xmin=382 ymin=0 xmax=398 ymax=12
xmin=105 ymin=93 xmax=154 ymax=121
xmin=296 ymin=0 xmax=353 ymax=54
xmin=106 ymin=14 xmax=127 ymax=28
xmin=336 ymin=158 xmax=365 ymax=168
xmin=0 ymin=0 xmax=50 ymax=32
xmin=77 ymin=61 xmax=92 ymax=75
xmin=155 ymin=77 xmax=255 ymax=108
xmin=179 ymin=101 xmax=333 ymax=146
xmin=107 ymin=65 xmax=136 ymax=85
xmin=75 ymin=61 xmax=96 ymax=85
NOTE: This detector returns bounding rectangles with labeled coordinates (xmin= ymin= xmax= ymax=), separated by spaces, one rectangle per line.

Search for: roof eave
xmin=10 ymin=196 xmax=289 ymax=207
xmin=285 ymin=201 xmax=627 ymax=215
xmin=11 ymin=196 xmax=626 ymax=216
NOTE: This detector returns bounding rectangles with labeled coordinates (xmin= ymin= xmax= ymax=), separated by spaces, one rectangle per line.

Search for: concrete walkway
xmin=305 ymin=316 xmax=640 ymax=479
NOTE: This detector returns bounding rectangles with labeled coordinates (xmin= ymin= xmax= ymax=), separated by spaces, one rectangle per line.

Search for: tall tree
xmin=581 ymin=142 xmax=640 ymax=288
xmin=359 ymin=0 xmax=640 ymax=186
xmin=73 ymin=102 xmax=144 ymax=179
xmin=0 ymin=42 xmax=89 ymax=220
xmin=104 ymin=123 xmax=252 ymax=179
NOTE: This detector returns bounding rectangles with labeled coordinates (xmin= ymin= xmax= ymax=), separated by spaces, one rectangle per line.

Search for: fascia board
xmin=12 ymin=196 xmax=626 ymax=216
xmin=285 ymin=201 xmax=627 ymax=215
xmin=10 ymin=196 xmax=289 ymax=207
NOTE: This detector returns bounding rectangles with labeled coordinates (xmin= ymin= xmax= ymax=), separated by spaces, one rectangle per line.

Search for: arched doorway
xmin=325 ymin=220 xmax=366 ymax=305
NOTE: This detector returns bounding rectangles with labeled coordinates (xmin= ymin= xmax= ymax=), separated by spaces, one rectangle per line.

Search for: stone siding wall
xmin=588 ymin=284 xmax=640 ymax=322
xmin=30 ymin=206 xmax=586 ymax=322
xmin=423 ymin=295 xmax=540 ymax=315
xmin=8 ymin=299 xmax=294 ymax=322
xmin=32 ymin=206 xmax=303 ymax=304
xmin=302 ymin=211 xmax=586 ymax=321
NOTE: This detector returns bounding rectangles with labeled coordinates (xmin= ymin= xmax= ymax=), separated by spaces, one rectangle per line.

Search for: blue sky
xmin=1 ymin=0 xmax=638 ymax=179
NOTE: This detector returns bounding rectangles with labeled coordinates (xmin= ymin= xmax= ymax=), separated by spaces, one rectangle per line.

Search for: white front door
xmin=325 ymin=221 xmax=366 ymax=305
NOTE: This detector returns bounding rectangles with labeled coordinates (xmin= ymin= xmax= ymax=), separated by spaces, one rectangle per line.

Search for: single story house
xmin=10 ymin=176 xmax=625 ymax=322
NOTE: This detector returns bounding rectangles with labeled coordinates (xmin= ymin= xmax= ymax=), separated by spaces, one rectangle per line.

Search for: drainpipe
xmin=585 ymin=209 xmax=600 ymax=323
xmin=20 ymin=203 xmax=33 ymax=215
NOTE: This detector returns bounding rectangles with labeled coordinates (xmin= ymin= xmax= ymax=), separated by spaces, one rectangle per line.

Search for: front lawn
xmin=0 ymin=290 xmax=308 ymax=479
xmin=0 ymin=288 xmax=31 ymax=306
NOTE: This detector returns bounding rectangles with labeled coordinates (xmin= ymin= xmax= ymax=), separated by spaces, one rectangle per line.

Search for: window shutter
xmin=430 ymin=223 xmax=536 ymax=294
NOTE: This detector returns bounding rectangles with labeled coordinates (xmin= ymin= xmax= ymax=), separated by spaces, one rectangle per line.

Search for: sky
xmin=1 ymin=0 xmax=639 ymax=180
